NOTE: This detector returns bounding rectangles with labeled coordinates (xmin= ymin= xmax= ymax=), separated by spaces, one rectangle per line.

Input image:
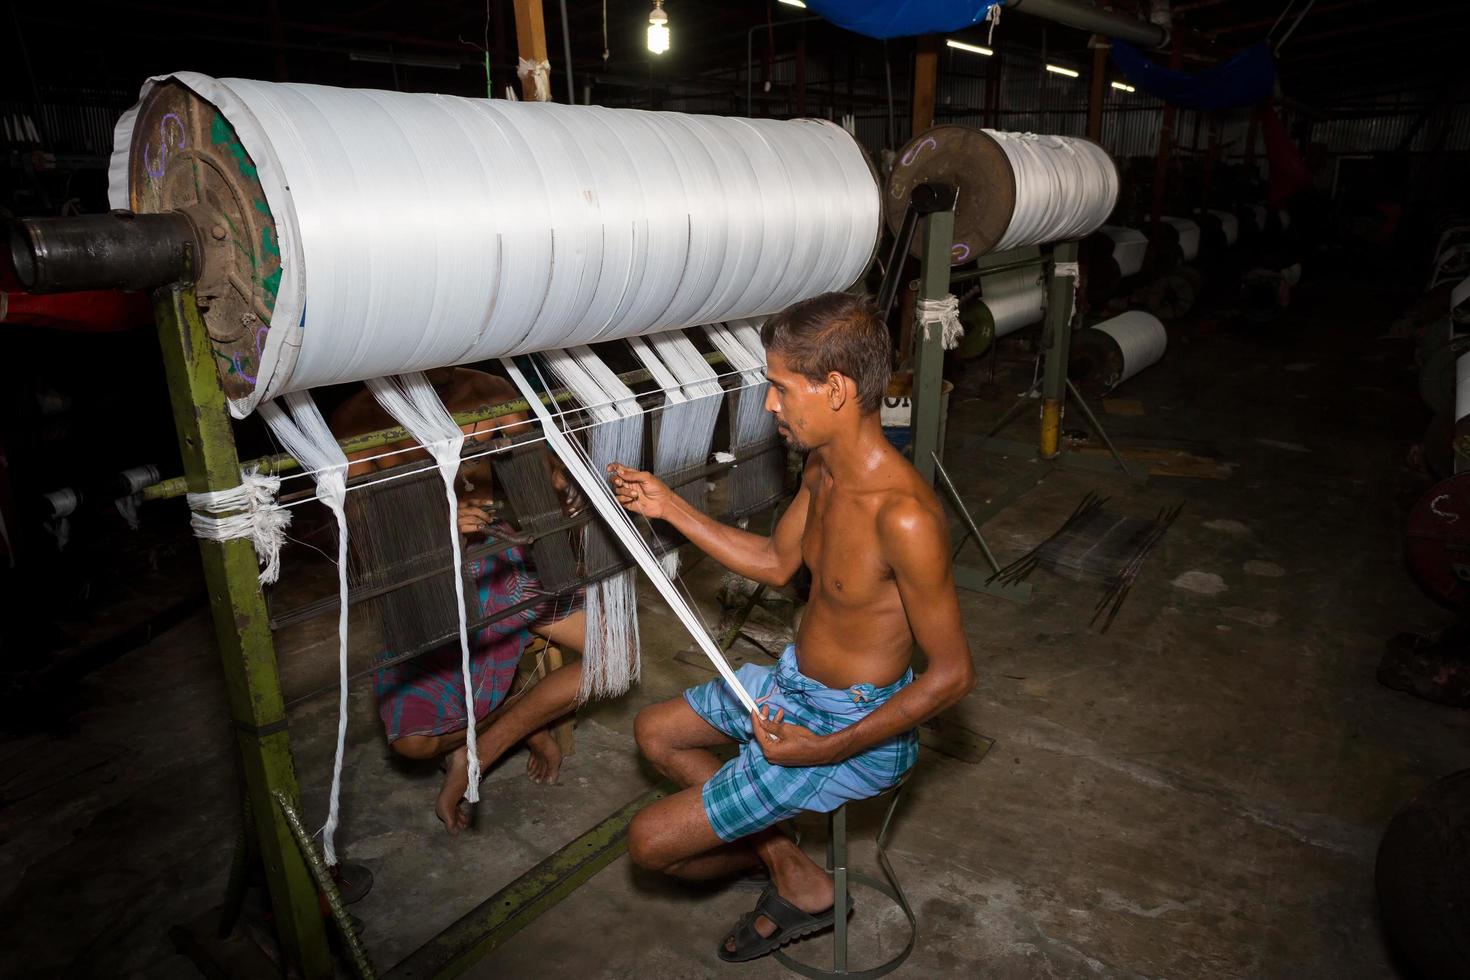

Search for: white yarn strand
xmin=258 ymin=392 xmax=352 ymax=865
xmin=108 ymin=74 xmax=878 ymax=418
xmin=187 ymin=469 xmax=291 ymax=584
xmin=986 ymin=130 xmax=1117 ymax=251
xmin=365 ymin=373 xmax=482 ymax=803
xmin=503 ymin=358 xmax=761 ymax=715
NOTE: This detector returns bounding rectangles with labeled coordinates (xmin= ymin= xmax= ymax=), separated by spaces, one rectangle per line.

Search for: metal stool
xmin=774 ymin=780 xmax=917 ymax=978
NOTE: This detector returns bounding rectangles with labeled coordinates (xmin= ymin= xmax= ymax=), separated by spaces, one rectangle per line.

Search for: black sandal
xmin=716 ymin=884 xmax=853 ymax=963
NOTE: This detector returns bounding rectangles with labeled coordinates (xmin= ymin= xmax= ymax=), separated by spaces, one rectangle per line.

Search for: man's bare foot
xmin=724 ymin=852 xmax=835 ymax=952
xmin=526 ymin=729 xmax=563 ymax=785
xmin=435 ymin=745 xmax=472 ymax=835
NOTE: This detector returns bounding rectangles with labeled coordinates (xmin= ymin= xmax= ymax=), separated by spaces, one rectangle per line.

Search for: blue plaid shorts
xmin=683 ymin=645 xmax=919 ymax=842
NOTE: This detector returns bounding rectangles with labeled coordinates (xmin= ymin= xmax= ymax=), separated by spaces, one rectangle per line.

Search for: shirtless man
xmin=608 ymin=292 xmax=975 ymax=961
xmin=333 ymin=366 xmax=586 ymax=833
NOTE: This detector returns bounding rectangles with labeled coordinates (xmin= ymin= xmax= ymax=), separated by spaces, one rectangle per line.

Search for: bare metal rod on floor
xmin=1064 ymin=378 xmax=1136 ymax=479
xmin=930 ymin=452 xmax=1003 ymax=574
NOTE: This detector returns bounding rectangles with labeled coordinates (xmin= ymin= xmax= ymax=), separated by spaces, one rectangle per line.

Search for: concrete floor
xmin=2 ymin=273 xmax=1466 ymax=979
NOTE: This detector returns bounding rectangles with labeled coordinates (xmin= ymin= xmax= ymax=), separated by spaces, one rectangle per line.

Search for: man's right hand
xmin=608 ymin=463 xmax=673 ymax=520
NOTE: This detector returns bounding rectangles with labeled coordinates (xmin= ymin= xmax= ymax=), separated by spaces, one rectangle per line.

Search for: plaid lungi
xmin=374 ymin=540 xmax=582 ymax=742
xmin=683 ymin=645 xmax=918 ymax=842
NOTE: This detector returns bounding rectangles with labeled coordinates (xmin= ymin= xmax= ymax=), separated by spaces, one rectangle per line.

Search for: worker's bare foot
xmin=435 ymin=745 xmax=472 ymax=834
xmin=526 ymin=729 xmax=563 ymax=785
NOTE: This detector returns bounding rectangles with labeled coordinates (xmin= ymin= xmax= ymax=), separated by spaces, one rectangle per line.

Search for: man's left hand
xmin=751 ymin=707 xmax=840 ymax=767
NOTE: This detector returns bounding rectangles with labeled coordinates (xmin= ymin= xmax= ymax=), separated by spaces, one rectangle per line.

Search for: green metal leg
xmin=910 ymin=209 xmax=954 ymax=486
xmin=153 ymin=285 xmax=333 ymax=979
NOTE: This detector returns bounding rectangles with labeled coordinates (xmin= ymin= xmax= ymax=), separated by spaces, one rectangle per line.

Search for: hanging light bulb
xmin=647 ymin=1 xmax=670 ymax=55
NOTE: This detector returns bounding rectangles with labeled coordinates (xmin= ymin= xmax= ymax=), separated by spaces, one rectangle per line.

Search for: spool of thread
xmin=977 ymin=267 xmax=1046 ymax=338
xmin=1102 ymin=226 xmax=1148 ymax=278
xmin=113 ymin=72 xmax=880 ymax=418
xmin=1161 ymin=217 xmax=1201 ymax=262
xmin=1070 ymin=311 xmax=1167 ymax=396
xmin=886 ymin=125 xmax=1118 ymax=263
xmin=1207 ymin=210 xmax=1239 ymax=246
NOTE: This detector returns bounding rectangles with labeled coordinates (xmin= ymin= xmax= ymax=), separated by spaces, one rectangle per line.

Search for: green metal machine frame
xmin=151 ymin=280 xmax=665 ymax=978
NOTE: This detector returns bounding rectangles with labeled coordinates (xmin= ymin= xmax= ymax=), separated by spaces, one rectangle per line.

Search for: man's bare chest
xmin=800 ymin=492 xmax=890 ymax=602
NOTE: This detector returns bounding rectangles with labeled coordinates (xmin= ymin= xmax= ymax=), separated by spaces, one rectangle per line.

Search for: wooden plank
xmin=512 ymin=0 xmax=550 ymax=101
xmin=911 ymin=34 xmax=940 ymax=137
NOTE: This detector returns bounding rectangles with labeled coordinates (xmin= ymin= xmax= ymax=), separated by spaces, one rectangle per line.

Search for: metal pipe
xmin=1005 ymin=0 xmax=1168 ymax=49
xmin=747 ymin=15 xmax=821 ymax=117
xmin=9 ymin=211 xmax=201 ymax=293
xmin=558 ymin=0 xmax=575 ymax=102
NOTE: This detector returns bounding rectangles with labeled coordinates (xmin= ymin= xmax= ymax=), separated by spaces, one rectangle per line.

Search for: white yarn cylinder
xmin=1457 ymin=352 xmax=1470 ymax=424
xmin=1208 ymin=209 xmax=1239 ymax=246
xmin=109 ymin=73 xmax=879 ymax=418
xmin=985 ymin=130 xmax=1117 ymax=251
xmin=1094 ymin=311 xmax=1167 ymax=384
xmin=980 ymin=267 xmax=1045 ymax=337
xmin=1101 ymin=225 xmax=1148 ymax=278
xmin=1161 ymin=217 xmax=1201 ymax=261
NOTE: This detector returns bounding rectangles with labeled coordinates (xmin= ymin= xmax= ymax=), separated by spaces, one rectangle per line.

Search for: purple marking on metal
xmin=144 ymin=113 xmax=187 ymax=180
xmin=900 ymin=136 xmax=937 ymax=168
xmin=952 ymin=242 xmax=972 ymax=262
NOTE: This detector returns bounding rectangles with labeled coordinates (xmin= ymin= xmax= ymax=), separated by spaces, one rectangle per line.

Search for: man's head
xmin=759 ymin=292 xmax=891 ymax=452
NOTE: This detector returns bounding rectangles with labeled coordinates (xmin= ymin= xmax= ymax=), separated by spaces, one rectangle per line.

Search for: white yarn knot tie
xmin=516 ymin=58 xmax=552 ymax=102
xmin=187 ymin=468 xmax=291 ymax=584
xmin=918 ymin=294 xmax=964 ymax=350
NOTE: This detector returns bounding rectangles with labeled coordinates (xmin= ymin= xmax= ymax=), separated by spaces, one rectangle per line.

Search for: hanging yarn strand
xmin=503 ymin=357 xmax=761 ymax=715
xmin=364 ymin=373 xmax=483 ymax=803
xmin=257 ymin=391 xmax=352 ymax=866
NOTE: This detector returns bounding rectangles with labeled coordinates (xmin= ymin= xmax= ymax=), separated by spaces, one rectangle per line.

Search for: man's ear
xmin=825 ymin=371 xmax=852 ymax=411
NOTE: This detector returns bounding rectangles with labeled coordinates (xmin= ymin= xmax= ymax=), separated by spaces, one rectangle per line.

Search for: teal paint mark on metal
xmin=262 ymin=268 xmax=282 ymax=300
xmin=260 ymin=226 xmax=283 ymax=300
xmin=211 ymin=112 xmax=259 ymax=181
xmin=254 ymin=199 xmax=271 ymax=217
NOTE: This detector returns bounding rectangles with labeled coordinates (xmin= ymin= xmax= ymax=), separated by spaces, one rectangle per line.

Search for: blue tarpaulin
xmin=803 ymin=0 xmax=1001 ymax=40
xmin=1110 ymin=41 xmax=1275 ymax=110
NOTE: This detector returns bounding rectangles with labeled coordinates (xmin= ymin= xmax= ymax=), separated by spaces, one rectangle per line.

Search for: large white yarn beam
xmin=1101 ymin=226 xmax=1149 ymax=279
xmin=502 ymin=358 xmax=760 ymax=715
xmin=979 ymin=267 xmax=1046 ymax=338
xmin=1094 ymin=311 xmax=1168 ymax=384
xmin=1161 ymin=217 xmax=1201 ymax=262
xmin=257 ymin=392 xmax=352 ymax=865
xmin=110 ymin=73 xmax=879 ymax=418
xmin=364 ymin=373 xmax=482 ymax=804
xmin=987 ymin=131 xmax=1117 ymax=251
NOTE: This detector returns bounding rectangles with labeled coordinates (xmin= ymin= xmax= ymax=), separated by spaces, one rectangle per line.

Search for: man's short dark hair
xmin=760 ymin=292 xmax=891 ymax=413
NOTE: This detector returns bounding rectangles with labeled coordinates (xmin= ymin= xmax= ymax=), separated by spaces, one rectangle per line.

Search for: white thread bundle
xmin=628 ymin=333 xmax=724 ymax=575
xmin=516 ymin=58 xmax=552 ymax=102
xmin=258 ymin=392 xmax=352 ymax=865
xmin=188 ymin=469 xmax=291 ymax=583
xmin=1457 ymin=352 xmax=1470 ymax=424
xmin=1208 ymin=210 xmax=1239 ymax=246
xmin=109 ymin=73 xmax=879 ymax=419
xmin=1101 ymin=226 xmax=1148 ymax=279
xmin=703 ymin=322 xmax=779 ymax=515
xmin=917 ymin=295 xmax=964 ymax=350
xmin=985 ymin=131 xmax=1117 ymax=251
xmin=1093 ymin=311 xmax=1168 ymax=385
xmin=980 ymin=267 xmax=1046 ymax=338
xmin=1161 ymin=217 xmax=1201 ymax=261
xmin=502 ymin=358 xmax=760 ymax=715
xmin=541 ymin=347 xmax=644 ymax=702
xmin=364 ymin=373 xmax=481 ymax=803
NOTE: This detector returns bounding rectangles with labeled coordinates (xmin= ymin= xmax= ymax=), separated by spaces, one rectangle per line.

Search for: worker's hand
xmin=608 ymin=463 xmax=673 ymax=520
xmin=750 ymin=706 xmax=838 ymax=767
xmin=457 ymin=498 xmax=495 ymax=536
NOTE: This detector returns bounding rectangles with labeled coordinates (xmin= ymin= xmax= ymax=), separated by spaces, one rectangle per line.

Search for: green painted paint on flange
xmin=211 ymin=112 xmax=259 ymax=181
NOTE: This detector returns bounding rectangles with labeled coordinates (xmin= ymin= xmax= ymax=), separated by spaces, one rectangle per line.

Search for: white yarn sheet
xmin=109 ymin=73 xmax=879 ymax=418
